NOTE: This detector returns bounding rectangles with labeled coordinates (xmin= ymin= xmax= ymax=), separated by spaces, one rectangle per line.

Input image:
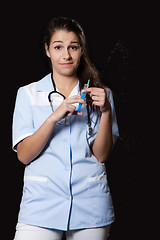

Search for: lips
xmin=60 ymin=62 xmax=73 ymax=66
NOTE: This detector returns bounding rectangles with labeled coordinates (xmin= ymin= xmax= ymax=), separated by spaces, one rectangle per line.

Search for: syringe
xmin=77 ymin=79 xmax=90 ymax=113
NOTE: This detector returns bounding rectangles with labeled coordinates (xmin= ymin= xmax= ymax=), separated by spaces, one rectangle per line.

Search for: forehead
xmin=50 ymin=30 xmax=80 ymax=44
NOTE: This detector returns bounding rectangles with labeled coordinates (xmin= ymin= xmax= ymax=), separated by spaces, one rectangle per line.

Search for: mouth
xmin=60 ymin=62 xmax=73 ymax=66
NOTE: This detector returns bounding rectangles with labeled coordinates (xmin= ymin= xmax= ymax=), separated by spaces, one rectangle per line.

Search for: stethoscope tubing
xmin=48 ymin=74 xmax=92 ymax=134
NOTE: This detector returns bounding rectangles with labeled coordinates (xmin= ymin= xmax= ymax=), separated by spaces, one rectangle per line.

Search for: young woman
xmin=12 ymin=17 xmax=119 ymax=240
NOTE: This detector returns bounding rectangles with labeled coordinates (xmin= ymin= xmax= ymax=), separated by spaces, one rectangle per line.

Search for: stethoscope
xmin=48 ymin=75 xmax=92 ymax=135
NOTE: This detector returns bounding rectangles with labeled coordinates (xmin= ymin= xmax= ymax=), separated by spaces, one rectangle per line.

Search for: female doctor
xmin=12 ymin=17 xmax=119 ymax=240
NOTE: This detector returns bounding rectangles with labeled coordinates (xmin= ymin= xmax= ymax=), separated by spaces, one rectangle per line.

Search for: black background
xmin=2 ymin=1 xmax=154 ymax=239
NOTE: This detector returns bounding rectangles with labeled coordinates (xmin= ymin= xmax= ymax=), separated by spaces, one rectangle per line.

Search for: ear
xmin=45 ymin=43 xmax=50 ymax=58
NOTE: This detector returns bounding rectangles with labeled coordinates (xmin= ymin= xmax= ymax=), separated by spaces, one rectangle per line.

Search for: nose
xmin=63 ymin=48 xmax=72 ymax=60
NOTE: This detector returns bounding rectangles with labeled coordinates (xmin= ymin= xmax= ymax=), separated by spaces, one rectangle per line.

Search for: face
xmin=45 ymin=30 xmax=82 ymax=77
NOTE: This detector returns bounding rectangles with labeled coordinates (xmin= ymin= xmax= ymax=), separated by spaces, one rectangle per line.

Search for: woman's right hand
xmin=49 ymin=95 xmax=86 ymax=123
xmin=17 ymin=96 xmax=86 ymax=165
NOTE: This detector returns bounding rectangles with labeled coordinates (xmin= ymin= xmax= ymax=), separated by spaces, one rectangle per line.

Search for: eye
xmin=54 ymin=46 xmax=62 ymax=50
xmin=69 ymin=45 xmax=78 ymax=50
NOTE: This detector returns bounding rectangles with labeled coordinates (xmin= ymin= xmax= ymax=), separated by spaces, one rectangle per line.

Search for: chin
xmin=61 ymin=69 xmax=77 ymax=77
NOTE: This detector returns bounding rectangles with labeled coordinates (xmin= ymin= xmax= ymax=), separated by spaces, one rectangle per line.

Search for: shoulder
xmin=21 ymin=82 xmax=37 ymax=94
xmin=103 ymin=86 xmax=113 ymax=98
xmin=16 ymin=73 xmax=52 ymax=106
xmin=102 ymin=86 xmax=115 ymax=107
xmin=17 ymin=73 xmax=52 ymax=95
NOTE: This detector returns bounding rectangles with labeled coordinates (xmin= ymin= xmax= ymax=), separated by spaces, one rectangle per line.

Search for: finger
xmin=92 ymin=101 xmax=102 ymax=106
xmin=83 ymin=88 xmax=106 ymax=99
xmin=91 ymin=95 xmax=103 ymax=101
xmin=73 ymin=111 xmax=84 ymax=116
xmin=66 ymin=96 xmax=86 ymax=105
xmin=82 ymin=87 xmax=104 ymax=94
xmin=66 ymin=106 xmax=76 ymax=116
xmin=67 ymin=110 xmax=84 ymax=117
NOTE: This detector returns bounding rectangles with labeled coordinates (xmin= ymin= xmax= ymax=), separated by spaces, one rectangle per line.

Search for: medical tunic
xmin=12 ymin=73 xmax=119 ymax=231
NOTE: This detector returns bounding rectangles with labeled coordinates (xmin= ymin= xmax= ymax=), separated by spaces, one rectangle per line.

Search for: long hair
xmin=43 ymin=16 xmax=104 ymax=112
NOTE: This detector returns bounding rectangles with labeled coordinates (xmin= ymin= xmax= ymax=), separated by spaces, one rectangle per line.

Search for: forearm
xmin=17 ymin=115 xmax=56 ymax=165
xmin=16 ymin=95 xmax=86 ymax=165
xmin=92 ymin=111 xmax=113 ymax=163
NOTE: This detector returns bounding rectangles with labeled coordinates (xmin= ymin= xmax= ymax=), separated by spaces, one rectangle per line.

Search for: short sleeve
xmin=87 ymin=88 xmax=119 ymax=146
xmin=12 ymin=87 xmax=35 ymax=151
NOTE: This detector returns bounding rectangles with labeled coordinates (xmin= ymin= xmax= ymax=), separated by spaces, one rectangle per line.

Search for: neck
xmin=52 ymin=72 xmax=78 ymax=97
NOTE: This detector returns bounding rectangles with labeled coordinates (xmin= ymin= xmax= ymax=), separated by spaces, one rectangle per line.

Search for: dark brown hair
xmin=43 ymin=16 xmax=104 ymax=112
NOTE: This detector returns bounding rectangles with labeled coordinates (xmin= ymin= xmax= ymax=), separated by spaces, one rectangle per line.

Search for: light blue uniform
xmin=12 ymin=73 xmax=119 ymax=231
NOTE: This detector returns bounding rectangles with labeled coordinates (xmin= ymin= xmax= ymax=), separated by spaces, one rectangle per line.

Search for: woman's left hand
xmin=82 ymin=87 xmax=111 ymax=113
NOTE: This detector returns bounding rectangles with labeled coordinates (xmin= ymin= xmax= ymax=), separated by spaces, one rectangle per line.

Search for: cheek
xmin=73 ymin=52 xmax=82 ymax=64
xmin=50 ymin=53 xmax=60 ymax=65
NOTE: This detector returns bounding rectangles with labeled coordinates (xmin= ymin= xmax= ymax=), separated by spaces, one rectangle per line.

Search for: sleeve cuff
xmin=12 ymin=132 xmax=34 ymax=152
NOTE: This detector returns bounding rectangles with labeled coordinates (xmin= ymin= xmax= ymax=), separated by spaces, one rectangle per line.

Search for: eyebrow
xmin=52 ymin=40 xmax=79 ymax=44
xmin=53 ymin=41 xmax=63 ymax=44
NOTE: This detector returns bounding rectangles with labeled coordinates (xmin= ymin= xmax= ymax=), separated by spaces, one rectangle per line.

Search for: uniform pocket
xmin=88 ymin=173 xmax=107 ymax=182
xmin=88 ymin=173 xmax=108 ymax=196
xmin=22 ymin=176 xmax=48 ymax=203
xmin=24 ymin=176 xmax=48 ymax=182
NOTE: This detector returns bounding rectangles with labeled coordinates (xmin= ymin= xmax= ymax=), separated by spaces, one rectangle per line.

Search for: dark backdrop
xmin=2 ymin=1 xmax=152 ymax=239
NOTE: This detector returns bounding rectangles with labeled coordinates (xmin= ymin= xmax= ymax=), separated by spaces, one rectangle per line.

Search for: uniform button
xmin=65 ymin=121 xmax=70 ymax=125
xmin=66 ymin=167 xmax=69 ymax=170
